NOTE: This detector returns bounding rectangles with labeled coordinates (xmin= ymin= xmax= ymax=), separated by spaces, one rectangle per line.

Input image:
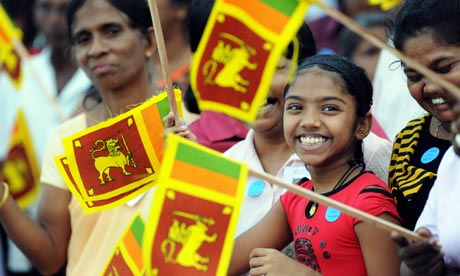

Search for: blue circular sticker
xmin=247 ymin=179 xmax=265 ymax=197
xmin=421 ymin=147 xmax=440 ymax=164
xmin=325 ymin=207 xmax=341 ymax=222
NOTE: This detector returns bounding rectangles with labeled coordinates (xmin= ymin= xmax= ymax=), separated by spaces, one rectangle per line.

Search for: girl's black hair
xmin=392 ymin=0 xmax=460 ymax=51
xmin=286 ymin=54 xmax=373 ymax=165
xmin=66 ymin=0 xmax=152 ymax=41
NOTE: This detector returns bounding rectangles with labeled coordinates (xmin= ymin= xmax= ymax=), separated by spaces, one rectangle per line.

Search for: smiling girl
xmin=228 ymin=55 xmax=401 ymax=276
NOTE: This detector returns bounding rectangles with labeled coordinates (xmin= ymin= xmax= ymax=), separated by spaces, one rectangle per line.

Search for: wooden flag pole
xmin=11 ymin=39 xmax=68 ymax=122
xmin=146 ymin=0 xmax=180 ymax=124
xmin=309 ymin=0 xmax=460 ymax=99
xmin=249 ymin=168 xmax=438 ymax=248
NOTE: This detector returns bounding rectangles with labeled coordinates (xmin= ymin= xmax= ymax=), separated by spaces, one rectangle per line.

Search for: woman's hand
xmin=248 ymin=248 xmax=319 ymax=276
xmin=391 ymin=229 xmax=446 ymax=276
xmin=163 ymin=112 xmax=197 ymax=142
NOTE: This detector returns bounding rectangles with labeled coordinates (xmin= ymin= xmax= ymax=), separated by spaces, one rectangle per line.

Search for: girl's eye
xmin=286 ymin=103 xmax=302 ymax=111
xmin=322 ymin=105 xmax=338 ymax=112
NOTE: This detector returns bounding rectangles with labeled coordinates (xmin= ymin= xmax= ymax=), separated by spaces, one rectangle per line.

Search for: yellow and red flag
xmin=101 ymin=214 xmax=145 ymax=276
xmin=1 ymin=109 xmax=40 ymax=209
xmin=144 ymin=134 xmax=247 ymax=276
xmin=0 ymin=3 xmax=23 ymax=88
xmin=55 ymin=90 xmax=183 ymax=214
xmin=190 ymin=0 xmax=310 ymax=122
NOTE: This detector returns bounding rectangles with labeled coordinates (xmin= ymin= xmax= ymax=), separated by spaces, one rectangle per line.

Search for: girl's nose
xmin=299 ymin=110 xmax=321 ymax=130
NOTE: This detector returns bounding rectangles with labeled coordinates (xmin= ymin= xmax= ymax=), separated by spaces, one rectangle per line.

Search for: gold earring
xmin=145 ymin=50 xmax=152 ymax=58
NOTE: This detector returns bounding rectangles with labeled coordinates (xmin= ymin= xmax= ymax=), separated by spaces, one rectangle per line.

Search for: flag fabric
xmin=190 ymin=0 xmax=310 ymax=122
xmin=101 ymin=214 xmax=146 ymax=276
xmin=55 ymin=90 xmax=183 ymax=214
xmin=0 ymin=3 xmax=23 ymax=88
xmin=1 ymin=109 xmax=40 ymax=209
xmin=143 ymin=134 xmax=247 ymax=276
xmin=368 ymin=0 xmax=401 ymax=10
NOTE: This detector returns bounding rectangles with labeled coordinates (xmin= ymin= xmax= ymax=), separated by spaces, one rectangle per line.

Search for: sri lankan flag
xmin=144 ymin=134 xmax=247 ymax=276
xmin=0 ymin=3 xmax=23 ymax=88
xmin=1 ymin=109 xmax=40 ymax=209
xmin=101 ymin=214 xmax=145 ymax=276
xmin=55 ymin=90 xmax=183 ymax=214
xmin=190 ymin=0 xmax=310 ymax=122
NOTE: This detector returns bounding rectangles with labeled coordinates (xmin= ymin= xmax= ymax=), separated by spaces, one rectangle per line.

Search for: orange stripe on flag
xmin=171 ymin=160 xmax=238 ymax=197
xmin=141 ymin=104 xmax=164 ymax=160
xmin=123 ymin=230 xmax=143 ymax=271
xmin=225 ymin=0 xmax=289 ymax=33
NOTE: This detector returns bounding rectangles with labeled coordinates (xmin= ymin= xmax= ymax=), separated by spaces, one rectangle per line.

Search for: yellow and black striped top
xmin=389 ymin=115 xmax=434 ymax=199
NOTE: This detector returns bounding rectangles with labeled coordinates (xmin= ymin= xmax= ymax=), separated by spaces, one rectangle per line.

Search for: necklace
xmin=305 ymin=163 xmax=363 ymax=219
xmin=435 ymin=121 xmax=442 ymax=138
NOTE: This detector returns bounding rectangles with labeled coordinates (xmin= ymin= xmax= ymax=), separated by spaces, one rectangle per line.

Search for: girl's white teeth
xmin=432 ymin=97 xmax=446 ymax=105
xmin=300 ymin=136 xmax=327 ymax=146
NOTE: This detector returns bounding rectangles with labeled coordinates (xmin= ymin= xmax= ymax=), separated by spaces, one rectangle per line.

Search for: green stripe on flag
xmin=176 ymin=142 xmax=241 ymax=179
xmin=157 ymin=96 xmax=170 ymax=123
xmin=131 ymin=216 xmax=144 ymax=246
xmin=261 ymin=0 xmax=298 ymax=16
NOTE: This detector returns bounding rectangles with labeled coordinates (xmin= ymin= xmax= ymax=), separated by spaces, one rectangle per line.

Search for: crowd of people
xmin=0 ymin=0 xmax=459 ymax=275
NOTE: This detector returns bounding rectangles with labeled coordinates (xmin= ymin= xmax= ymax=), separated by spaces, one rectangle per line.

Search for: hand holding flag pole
xmin=249 ymin=168 xmax=440 ymax=249
xmin=308 ymin=0 xmax=460 ymax=99
xmin=146 ymin=0 xmax=180 ymax=125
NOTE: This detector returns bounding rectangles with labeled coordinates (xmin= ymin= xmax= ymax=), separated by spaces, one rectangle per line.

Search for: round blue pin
xmin=325 ymin=207 xmax=341 ymax=222
xmin=421 ymin=147 xmax=440 ymax=164
xmin=247 ymin=179 xmax=265 ymax=197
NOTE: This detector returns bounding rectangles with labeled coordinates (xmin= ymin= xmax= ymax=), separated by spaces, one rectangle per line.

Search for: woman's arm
xmin=0 ymin=183 xmax=72 ymax=275
xmin=391 ymin=229 xmax=447 ymax=276
xmin=355 ymin=213 xmax=401 ymax=276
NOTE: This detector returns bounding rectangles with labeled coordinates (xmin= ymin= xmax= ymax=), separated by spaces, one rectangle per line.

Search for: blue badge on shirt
xmin=325 ymin=207 xmax=341 ymax=222
xmin=421 ymin=147 xmax=440 ymax=164
xmin=247 ymin=179 xmax=265 ymax=197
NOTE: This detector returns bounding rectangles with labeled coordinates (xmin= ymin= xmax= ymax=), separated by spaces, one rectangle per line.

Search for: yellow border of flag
xmin=143 ymin=134 xmax=247 ymax=275
xmin=190 ymin=0 xmax=310 ymax=122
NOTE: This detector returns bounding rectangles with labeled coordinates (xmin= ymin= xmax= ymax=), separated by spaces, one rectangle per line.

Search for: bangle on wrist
xmin=0 ymin=182 xmax=9 ymax=209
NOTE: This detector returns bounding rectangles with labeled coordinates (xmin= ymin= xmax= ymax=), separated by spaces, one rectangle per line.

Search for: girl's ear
xmin=355 ymin=112 xmax=372 ymax=141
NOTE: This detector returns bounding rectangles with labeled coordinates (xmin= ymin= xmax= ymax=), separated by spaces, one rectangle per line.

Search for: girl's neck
xmin=152 ymin=35 xmax=191 ymax=85
xmin=309 ymin=161 xmax=360 ymax=194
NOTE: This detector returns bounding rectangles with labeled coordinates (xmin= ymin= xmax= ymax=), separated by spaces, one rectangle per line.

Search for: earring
xmin=145 ymin=50 xmax=152 ymax=58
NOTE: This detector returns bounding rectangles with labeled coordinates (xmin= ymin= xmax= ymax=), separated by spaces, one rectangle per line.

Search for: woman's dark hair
xmin=66 ymin=0 xmax=152 ymax=40
xmin=286 ymin=54 xmax=373 ymax=165
xmin=392 ymin=0 xmax=460 ymax=51
xmin=285 ymin=23 xmax=317 ymax=61
xmin=339 ymin=11 xmax=388 ymax=58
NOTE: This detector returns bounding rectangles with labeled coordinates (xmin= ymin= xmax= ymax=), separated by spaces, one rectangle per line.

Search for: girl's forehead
xmin=288 ymin=71 xmax=349 ymax=97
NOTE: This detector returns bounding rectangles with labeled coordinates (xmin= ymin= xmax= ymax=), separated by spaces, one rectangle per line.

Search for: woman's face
xmin=250 ymin=56 xmax=292 ymax=137
xmin=71 ymin=0 xmax=152 ymax=92
xmin=402 ymin=32 xmax=460 ymax=125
